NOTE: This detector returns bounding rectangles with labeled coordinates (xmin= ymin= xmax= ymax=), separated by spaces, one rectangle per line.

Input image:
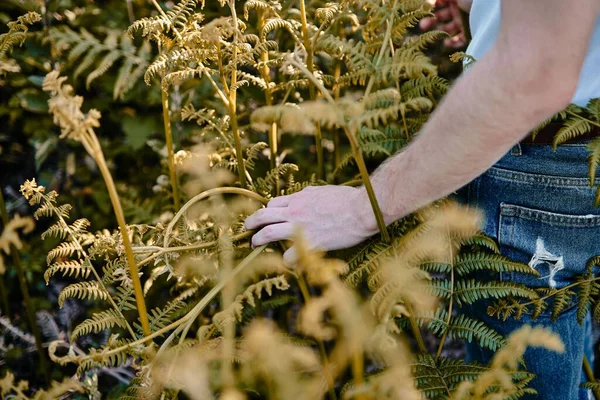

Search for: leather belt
xmin=521 ymin=122 xmax=600 ymax=145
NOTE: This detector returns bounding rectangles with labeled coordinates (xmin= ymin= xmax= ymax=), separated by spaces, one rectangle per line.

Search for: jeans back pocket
xmin=498 ymin=202 xmax=600 ymax=290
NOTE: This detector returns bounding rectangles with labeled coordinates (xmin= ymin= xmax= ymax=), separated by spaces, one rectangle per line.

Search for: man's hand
xmin=419 ymin=0 xmax=472 ymax=48
xmin=245 ymin=185 xmax=378 ymax=264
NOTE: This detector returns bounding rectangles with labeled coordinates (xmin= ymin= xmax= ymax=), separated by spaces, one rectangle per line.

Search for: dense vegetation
xmin=2 ymin=0 xmax=600 ymax=399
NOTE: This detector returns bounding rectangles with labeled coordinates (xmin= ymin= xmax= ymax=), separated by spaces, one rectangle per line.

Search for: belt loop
xmin=511 ymin=143 xmax=522 ymax=156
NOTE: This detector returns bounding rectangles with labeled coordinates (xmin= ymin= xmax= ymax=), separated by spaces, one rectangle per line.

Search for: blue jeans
xmin=457 ymin=142 xmax=600 ymax=399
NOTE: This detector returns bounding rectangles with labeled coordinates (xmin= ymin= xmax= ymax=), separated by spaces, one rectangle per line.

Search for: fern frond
xmin=413 ymin=354 xmax=488 ymax=398
xmin=576 ymin=277 xmax=593 ymax=324
xmin=255 ymin=164 xmax=299 ymax=197
xmin=260 ymin=17 xmax=299 ymax=42
xmin=116 ymin=285 xmax=137 ymax=311
xmin=144 ymin=299 xmax=187 ymax=333
xmin=47 ymin=242 xmax=81 ymax=264
xmin=401 ymin=30 xmax=449 ymax=52
xmin=354 ymin=98 xmax=433 ymax=128
xmin=44 ymin=259 xmax=91 ymax=283
xmin=246 ymin=142 xmax=268 ymax=171
xmin=344 ymin=241 xmax=393 ymax=287
xmin=400 ymin=76 xmax=449 ymax=99
xmin=587 ymin=137 xmax=600 ymax=186
xmin=71 ymin=309 xmax=128 ymax=341
xmin=552 ymin=117 xmax=592 ymax=149
xmin=213 ymin=275 xmax=290 ymax=329
xmin=429 ymin=279 xmax=538 ymax=306
xmin=453 ymin=253 xmax=534 ymax=276
xmin=244 ymin=0 xmax=282 ymax=20
xmin=458 ymin=234 xmax=500 ymax=253
xmin=417 ymin=309 xmax=506 ymax=351
xmin=58 ymin=281 xmax=110 ymax=307
xmin=0 ymin=12 xmax=41 ymax=62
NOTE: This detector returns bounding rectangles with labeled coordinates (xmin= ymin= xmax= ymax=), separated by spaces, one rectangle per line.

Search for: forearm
xmin=361 ymin=48 xmax=573 ymax=228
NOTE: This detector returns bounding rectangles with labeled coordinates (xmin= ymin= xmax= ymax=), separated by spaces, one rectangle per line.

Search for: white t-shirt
xmin=466 ymin=0 xmax=600 ymax=106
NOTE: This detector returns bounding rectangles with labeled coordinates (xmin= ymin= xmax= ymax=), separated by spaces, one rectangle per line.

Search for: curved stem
xmin=92 ymin=137 xmax=151 ymax=337
xmin=137 ymin=230 xmax=253 ymax=268
xmin=64 ymin=245 xmax=267 ymax=368
xmin=163 ymin=187 xmax=267 ymax=248
xmin=583 ymin=355 xmax=600 ymax=399
xmin=161 ymin=87 xmax=181 ymax=211
xmin=156 ymin=245 xmax=267 ymax=357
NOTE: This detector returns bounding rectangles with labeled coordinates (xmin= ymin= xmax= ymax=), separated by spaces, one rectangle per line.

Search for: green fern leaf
xmin=553 ymin=117 xmax=592 ymax=150
xmin=44 ymin=259 xmax=91 ymax=283
xmin=47 ymin=242 xmax=81 ymax=264
xmin=58 ymin=281 xmax=109 ymax=307
xmin=71 ymin=309 xmax=127 ymax=341
xmin=417 ymin=308 xmax=506 ymax=351
xmin=454 ymin=254 xmax=535 ymax=276
xmin=587 ymin=137 xmax=600 ymax=186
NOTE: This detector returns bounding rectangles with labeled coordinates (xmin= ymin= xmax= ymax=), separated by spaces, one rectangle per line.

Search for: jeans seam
xmin=500 ymin=203 xmax=600 ymax=228
xmin=487 ymin=167 xmax=600 ymax=188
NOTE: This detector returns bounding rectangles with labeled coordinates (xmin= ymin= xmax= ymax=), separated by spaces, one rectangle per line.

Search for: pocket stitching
xmin=488 ymin=167 xmax=600 ymax=188
xmin=500 ymin=202 xmax=600 ymax=228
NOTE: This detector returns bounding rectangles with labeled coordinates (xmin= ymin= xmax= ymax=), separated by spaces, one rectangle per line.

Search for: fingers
xmin=283 ymin=246 xmax=297 ymax=267
xmin=434 ymin=7 xmax=453 ymax=22
xmin=419 ymin=16 xmax=437 ymax=30
xmin=419 ymin=3 xmax=455 ymax=32
xmin=267 ymin=195 xmax=292 ymax=208
xmin=252 ymin=222 xmax=295 ymax=247
xmin=245 ymin=207 xmax=288 ymax=230
xmin=439 ymin=19 xmax=461 ymax=36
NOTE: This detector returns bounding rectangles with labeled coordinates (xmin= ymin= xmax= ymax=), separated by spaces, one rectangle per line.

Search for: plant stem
xmin=163 ymin=187 xmax=267 ymax=248
xmin=332 ymin=54 xmax=342 ymax=180
xmin=57 ymin=245 xmax=267 ymax=369
xmin=347 ymin=128 xmax=390 ymax=242
xmin=351 ymin=348 xmax=365 ymax=399
xmin=258 ymin=10 xmax=280 ymax=195
xmin=298 ymin=0 xmax=324 ymax=179
xmin=566 ymin=110 xmax=600 ymax=129
xmin=295 ymin=274 xmax=338 ymax=400
xmin=436 ymin=230 xmax=454 ymax=360
xmin=149 ymin=0 xmax=182 ymax=40
xmin=364 ymin=0 xmax=396 ymax=98
xmin=405 ymin=300 xmax=427 ymax=353
xmin=157 ymin=245 xmax=267 ymax=355
xmin=39 ymin=190 xmax=137 ymax=339
xmin=583 ymin=355 xmax=600 ymax=399
xmin=219 ymin=234 xmax=236 ymax=389
xmin=135 ymin=230 xmax=254 ymax=268
xmin=161 ymin=87 xmax=181 ymax=211
xmin=228 ymin=0 xmax=248 ymax=188
xmin=287 ymin=56 xmax=390 ymax=242
xmin=0 ymin=190 xmax=50 ymax=383
xmin=92 ymin=139 xmax=151 ymax=337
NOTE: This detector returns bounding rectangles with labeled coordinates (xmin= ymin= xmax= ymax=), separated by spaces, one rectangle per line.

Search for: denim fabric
xmin=457 ymin=142 xmax=600 ymax=400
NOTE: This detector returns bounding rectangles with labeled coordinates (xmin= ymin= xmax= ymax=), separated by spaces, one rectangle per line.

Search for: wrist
xmin=354 ymin=185 xmax=400 ymax=235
